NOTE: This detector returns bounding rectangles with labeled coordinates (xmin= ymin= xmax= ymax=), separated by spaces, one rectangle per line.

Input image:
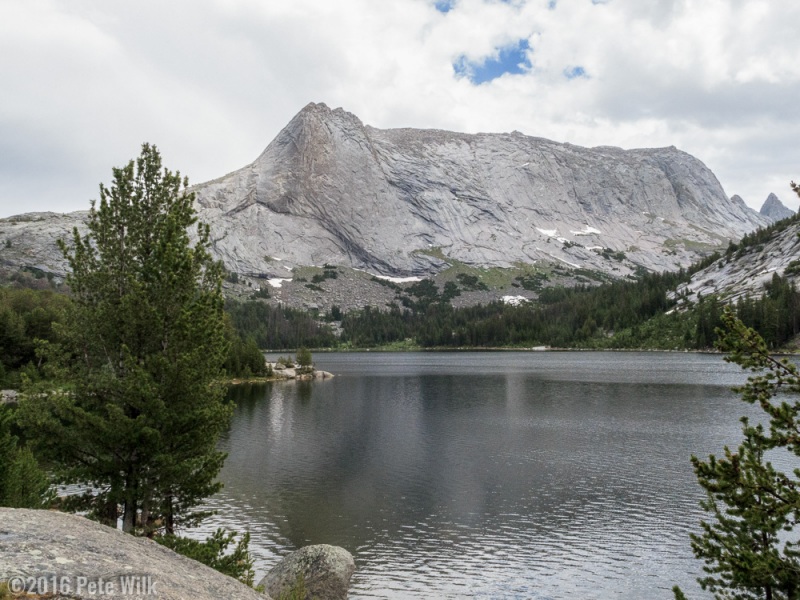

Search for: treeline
xmin=224 ymin=299 xmax=337 ymax=349
xmin=340 ymin=271 xmax=800 ymax=351
xmin=341 ymin=267 xmax=693 ymax=348
xmin=4 ymin=243 xmax=800 ymax=378
xmin=0 ymin=288 xmax=273 ymax=387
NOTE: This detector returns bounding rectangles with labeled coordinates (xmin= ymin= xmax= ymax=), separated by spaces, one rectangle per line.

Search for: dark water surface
xmin=199 ymin=351 xmax=757 ymax=599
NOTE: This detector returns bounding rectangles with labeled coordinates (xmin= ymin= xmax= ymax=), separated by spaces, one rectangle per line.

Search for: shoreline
xmin=263 ymin=346 xmax=730 ymax=354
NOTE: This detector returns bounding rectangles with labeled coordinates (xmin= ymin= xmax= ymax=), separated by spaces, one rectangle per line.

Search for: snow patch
xmin=571 ymin=226 xmax=602 ymax=236
xmin=268 ymin=278 xmax=292 ymax=288
xmin=503 ymin=295 xmax=529 ymax=306
xmin=283 ymin=265 xmax=293 ymax=272
xmin=374 ymin=274 xmax=423 ymax=283
xmin=537 ymin=228 xmax=558 ymax=237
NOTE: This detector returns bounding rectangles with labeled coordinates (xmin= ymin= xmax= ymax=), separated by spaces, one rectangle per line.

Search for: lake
xmin=200 ymin=351 xmax=759 ymax=599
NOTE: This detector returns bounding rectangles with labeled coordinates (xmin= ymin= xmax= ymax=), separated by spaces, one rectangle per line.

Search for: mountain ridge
xmin=191 ymin=102 xmax=766 ymax=278
xmin=0 ymin=102 xmax=767 ymax=287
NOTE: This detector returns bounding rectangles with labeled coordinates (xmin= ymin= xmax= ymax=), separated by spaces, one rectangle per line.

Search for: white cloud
xmin=1 ymin=0 xmax=799 ymax=218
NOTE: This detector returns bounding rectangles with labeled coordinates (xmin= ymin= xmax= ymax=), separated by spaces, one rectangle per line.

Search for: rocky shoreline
xmin=228 ymin=362 xmax=334 ymax=386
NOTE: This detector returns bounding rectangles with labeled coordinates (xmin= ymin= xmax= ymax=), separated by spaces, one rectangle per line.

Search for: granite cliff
xmin=0 ymin=102 xmax=767 ymax=285
xmin=194 ymin=102 xmax=765 ymax=278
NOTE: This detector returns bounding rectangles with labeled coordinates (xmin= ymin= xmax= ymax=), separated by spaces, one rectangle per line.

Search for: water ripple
xmin=197 ymin=352 xmax=756 ymax=599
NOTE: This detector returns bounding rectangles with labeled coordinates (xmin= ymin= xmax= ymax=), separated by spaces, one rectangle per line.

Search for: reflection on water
xmin=198 ymin=352 xmax=754 ymax=599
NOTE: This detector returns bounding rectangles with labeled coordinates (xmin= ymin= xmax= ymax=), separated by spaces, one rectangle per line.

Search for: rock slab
xmin=0 ymin=508 xmax=267 ymax=600
xmin=259 ymin=544 xmax=355 ymax=600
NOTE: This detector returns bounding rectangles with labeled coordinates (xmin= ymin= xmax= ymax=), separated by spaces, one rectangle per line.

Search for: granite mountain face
xmin=193 ymin=102 xmax=765 ymax=278
xmin=0 ymin=102 xmax=767 ymax=284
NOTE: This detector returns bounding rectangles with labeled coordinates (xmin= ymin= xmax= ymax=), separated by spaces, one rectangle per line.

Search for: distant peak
xmin=759 ymin=192 xmax=794 ymax=222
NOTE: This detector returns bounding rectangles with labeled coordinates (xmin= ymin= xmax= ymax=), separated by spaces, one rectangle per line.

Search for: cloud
xmin=0 ymin=0 xmax=799 ymax=218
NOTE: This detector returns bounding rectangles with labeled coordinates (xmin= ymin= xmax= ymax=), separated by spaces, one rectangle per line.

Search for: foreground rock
xmin=259 ymin=544 xmax=356 ymax=600
xmin=0 ymin=508 xmax=266 ymax=600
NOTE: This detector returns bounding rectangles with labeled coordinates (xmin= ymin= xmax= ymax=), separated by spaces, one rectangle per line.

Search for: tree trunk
xmin=165 ymin=494 xmax=175 ymax=536
xmin=122 ymin=469 xmax=137 ymax=533
xmin=122 ymin=500 xmax=137 ymax=533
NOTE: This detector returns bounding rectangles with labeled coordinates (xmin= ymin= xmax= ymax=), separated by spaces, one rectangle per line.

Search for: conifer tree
xmin=19 ymin=144 xmax=230 ymax=534
xmin=675 ymin=309 xmax=800 ymax=599
xmin=0 ymin=405 xmax=52 ymax=508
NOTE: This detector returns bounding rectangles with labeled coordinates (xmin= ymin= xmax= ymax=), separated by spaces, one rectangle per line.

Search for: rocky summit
xmin=0 ymin=102 xmax=767 ymax=284
xmin=759 ymin=192 xmax=795 ymax=223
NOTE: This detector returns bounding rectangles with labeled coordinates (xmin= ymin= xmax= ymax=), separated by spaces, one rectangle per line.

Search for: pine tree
xmin=0 ymin=404 xmax=52 ymax=508
xmin=18 ymin=144 xmax=230 ymax=534
xmin=296 ymin=347 xmax=312 ymax=372
xmin=675 ymin=308 xmax=800 ymax=599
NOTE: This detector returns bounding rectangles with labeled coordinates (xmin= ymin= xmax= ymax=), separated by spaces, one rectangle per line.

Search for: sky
xmin=1 ymin=0 xmax=799 ymax=218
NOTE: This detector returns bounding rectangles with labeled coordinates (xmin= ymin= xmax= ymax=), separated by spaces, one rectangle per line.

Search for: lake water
xmin=200 ymin=351 xmax=761 ymax=599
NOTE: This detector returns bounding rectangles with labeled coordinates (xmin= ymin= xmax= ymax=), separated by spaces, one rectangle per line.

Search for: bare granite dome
xmin=192 ymin=102 xmax=766 ymax=277
xmin=0 ymin=102 xmax=767 ymax=281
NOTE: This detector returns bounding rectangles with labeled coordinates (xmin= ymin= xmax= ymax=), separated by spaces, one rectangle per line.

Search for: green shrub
xmin=785 ymin=259 xmax=800 ymax=276
xmin=277 ymin=574 xmax=307 ymax=600
xmin=155 ymin=529 xmax=255 ymax=586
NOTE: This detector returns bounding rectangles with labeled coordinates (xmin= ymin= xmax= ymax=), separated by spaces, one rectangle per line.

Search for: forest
xmin=3 ymin=256 xmax=800 ymax=389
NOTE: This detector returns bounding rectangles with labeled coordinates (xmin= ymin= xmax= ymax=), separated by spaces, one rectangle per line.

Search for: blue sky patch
xmin=434 ymin=0 xmax=455 ymax=13
xmin=453 ymin=39 xmax=531 ymax=84
xmin=564 ymin=65 xmax=588 ymax=79
xmin=548 ymin=0 xmax=557 ymax=8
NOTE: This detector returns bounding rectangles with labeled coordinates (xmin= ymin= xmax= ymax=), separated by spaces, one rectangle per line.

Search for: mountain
xmin=194 ymin=102 xmax=765 ymax=278
xmin=759 ymin=193 xmax=795 ymax=223
xmin=0 ymin=102 xmax=767 ymax=285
